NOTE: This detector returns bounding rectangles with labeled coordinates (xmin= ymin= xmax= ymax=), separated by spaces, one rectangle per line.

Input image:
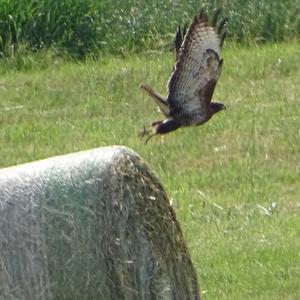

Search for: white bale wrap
xmin=0 ymin=146 xmax=200 ymax=300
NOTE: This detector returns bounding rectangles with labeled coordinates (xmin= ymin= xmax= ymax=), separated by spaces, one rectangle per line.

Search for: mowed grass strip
xmin=0 ymin=42 xmax=299 ymax=299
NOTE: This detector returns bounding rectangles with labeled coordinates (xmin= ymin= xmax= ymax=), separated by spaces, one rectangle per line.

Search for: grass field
xmin=1 ymin=0 xmax=299 ymax=57
xmin=0 ymin=41 xmax=299 ymax=299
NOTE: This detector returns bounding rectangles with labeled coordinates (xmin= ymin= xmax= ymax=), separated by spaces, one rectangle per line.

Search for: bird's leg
xmin=144 ymin=121 xmax=165 ymax=144
xmin=145 ymin=133 xmax=157 ymax=144
xmin=138 ymin=126 xmax=152 ymax=138
xmin=139 ymin=119 xmax=181 ymax=144
xmin=138 ymin=121 xmax=163 ymax=141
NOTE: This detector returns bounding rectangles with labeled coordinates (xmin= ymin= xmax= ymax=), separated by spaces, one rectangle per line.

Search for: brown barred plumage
xmin=140 ymin=9 xmax=228 ymax=143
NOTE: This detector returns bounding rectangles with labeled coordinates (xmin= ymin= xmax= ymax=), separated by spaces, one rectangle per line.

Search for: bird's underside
xmin=140 ymin=9 xmax=228 ymax=143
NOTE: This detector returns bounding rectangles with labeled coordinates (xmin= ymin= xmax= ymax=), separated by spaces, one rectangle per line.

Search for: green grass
xmin=1 ymin=0 xmax=300 ymax=57
xmin=0 ymin=41 xmax=299 ymax=299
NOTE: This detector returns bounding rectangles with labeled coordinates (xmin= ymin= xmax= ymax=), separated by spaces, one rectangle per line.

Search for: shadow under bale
xmin=0 ymin=146 xmax=200 ymax=300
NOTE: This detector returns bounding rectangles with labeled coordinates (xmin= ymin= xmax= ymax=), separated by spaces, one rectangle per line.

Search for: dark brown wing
xmin=174 ymin=24 xmax=187 ymax=61
xmin=167 ymin=11 xmax=226 ymax=115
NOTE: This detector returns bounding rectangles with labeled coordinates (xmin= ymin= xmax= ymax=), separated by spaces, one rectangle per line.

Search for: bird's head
xmin=210 ymin=102 xmax=226 ymax=116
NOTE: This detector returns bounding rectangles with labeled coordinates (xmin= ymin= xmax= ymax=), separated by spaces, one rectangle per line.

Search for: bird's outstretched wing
xmin=167 ymin=10 xmax=227 ymax=115
xmin=174 ymin=24 xmax=187 ymax=61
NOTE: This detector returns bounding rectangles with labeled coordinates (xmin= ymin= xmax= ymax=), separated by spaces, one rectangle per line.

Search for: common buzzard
xmin=140 ymin=9 xmax=228 ymax=143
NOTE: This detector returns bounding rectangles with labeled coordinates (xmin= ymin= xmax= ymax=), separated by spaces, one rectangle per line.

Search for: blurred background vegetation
xmin=0 ymin=0 xmax=299 ymax=59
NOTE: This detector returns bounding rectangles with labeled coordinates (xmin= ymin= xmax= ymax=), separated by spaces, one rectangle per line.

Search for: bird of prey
xmin=140 ymin=9 xmax=228 ymax=143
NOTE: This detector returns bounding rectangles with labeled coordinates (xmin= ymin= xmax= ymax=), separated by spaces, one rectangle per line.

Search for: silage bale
xmin=0 ymin=146 xmax=200 ymax=300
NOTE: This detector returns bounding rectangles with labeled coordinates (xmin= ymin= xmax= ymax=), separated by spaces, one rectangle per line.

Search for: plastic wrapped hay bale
xmin=0 ymin=146 xmax=200 ymax=300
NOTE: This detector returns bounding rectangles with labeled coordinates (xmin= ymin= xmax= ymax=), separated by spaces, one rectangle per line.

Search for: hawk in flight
xmin=140 ymin=9 xmax=228 ymax=143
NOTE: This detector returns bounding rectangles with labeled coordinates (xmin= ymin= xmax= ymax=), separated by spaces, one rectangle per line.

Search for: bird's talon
xmin=145 ymin=133 xmax=156 ymax=144
xmin=138 ymin=126 xmax=151 ymax=138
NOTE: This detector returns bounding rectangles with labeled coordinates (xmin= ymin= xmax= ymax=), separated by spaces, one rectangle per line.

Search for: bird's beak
xmin=223 ymin=105 xmax=227 ymax=110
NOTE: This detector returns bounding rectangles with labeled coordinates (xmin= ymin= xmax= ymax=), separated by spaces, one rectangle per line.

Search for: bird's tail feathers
xmin=140 ymin=83 xmax=170 ymax=116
